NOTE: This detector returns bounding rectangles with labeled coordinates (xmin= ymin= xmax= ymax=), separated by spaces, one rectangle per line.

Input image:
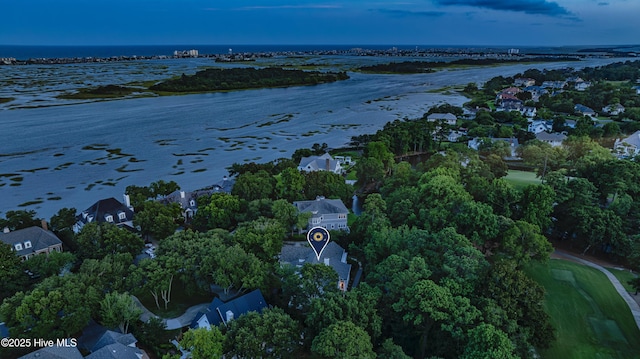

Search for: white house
xmin=298 ymin=153 xmax=343 ymax=174
xmin=528 ymin=119 xmax=552 ymax=134
xmin=514 ymin=78 xmax=535 ymax=87
xmin=426 ymin=113 xmax=457 ymax=126
xmin=614 ymin=131 xmax=640 ymax=158
xmin=293 ymin=197 xmax=349 ymax=232
xmin=536 ymin=132 xmax=566 ymax=147
xmin=602 ymin=104 xmax=625 ymax=116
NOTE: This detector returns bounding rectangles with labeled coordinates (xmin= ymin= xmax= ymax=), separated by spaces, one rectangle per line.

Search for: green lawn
xmin=504 ymin=170 xmax=542 ymax=191
xmin=525 ymin=259 xmax=640 ymax=359
xmin=606 ymin=267 xmax=639 ymax=294
xmin=138 ymin=282 xmax=214 ymax=318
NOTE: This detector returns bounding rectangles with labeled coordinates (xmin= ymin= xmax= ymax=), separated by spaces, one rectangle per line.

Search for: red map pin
xmin=307 ymin=226 xmax=330 ymax=261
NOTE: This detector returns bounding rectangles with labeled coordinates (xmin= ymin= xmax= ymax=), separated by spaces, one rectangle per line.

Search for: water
xmin=0 ymin=56 xmax=632 ymax=218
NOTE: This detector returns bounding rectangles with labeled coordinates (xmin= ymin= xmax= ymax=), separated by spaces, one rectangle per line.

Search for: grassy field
xmin=606 ymin=267 xmax=639 ymax=294
xmin=504 ymin=170 xmax=542 ymax=191
xmin=525 ymin=259 xmax=640 ymax=359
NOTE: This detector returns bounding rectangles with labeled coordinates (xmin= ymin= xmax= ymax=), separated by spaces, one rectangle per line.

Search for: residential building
xmin=468 ymin=137 xmax=520 ymax=158
xmin=280 ymin=241 xmax=352 ymax=292
xmin=574 ymin=104 xmax=597 ymax=117
xmin=73 ymin=196 xmax=135 ymax=233
xmin=0 ymin=226 xmax=63 ymax=261
xmin=191 ymin=289 xmax=268 ymax=330
xmin=426 ymin=113 xmax=457 ymax=126
xmin=614 ymin=130 xmax=640 ymax=158
xmin=18 ymin=346 xmax=83 ymax=359
xmin=514 ymin=78 xmax=535 ymax=87
xmin=536 ymin=132 xmax=567 ymax=147
xmin=293 ymin=197 xmax=349 ymax=232
xmin=542 ymin=81 xmax=567 ymax=89
xmin=298 ymin=153 xmax=342 ymax=174
xmin=520 ymin=106 xmax=537 ymax=118
xmin=602 ymin=103 xmax=625 ymax=116
xmin=574 ymin=81 xmax=592 ymax=91
xmin=528 ymin=119 xmax=552 ymax=134
xmin=523 ymin=86 xmax=548 ymax=102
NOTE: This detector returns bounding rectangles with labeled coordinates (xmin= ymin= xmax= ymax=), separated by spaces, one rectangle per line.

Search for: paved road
xmin=131 ymin=295 xmax=209 ymax=330
xmin=554 ymin=250 xmax=640 ymax=331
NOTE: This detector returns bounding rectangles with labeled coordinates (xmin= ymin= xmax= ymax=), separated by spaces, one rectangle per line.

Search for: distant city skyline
xmin=3 ymin=0 xmax=639 ymax=46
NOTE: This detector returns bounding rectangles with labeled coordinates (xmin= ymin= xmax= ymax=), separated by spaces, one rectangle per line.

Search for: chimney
xmin=180 ymin=191 xmax=186 ymax=199
xmin=123 ymin=194 xmax=133 ymax=211
xmin=324 ymin=258 xmax=330 ymax=266
xmin=41 ymin=219 xmax=48 ymax=231
xmin=325 ymin=158 xmax=330 ymax=171
xmin=3 ymin=227 xmax=9 ymax=233
xmin=225 ymin=310 xmax=234 ymax=322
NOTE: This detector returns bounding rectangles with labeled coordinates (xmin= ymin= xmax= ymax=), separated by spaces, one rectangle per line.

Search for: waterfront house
xmin=602 ymin=103 xmax=625 ymax=116
xmin=514 ymin=78 xmax=535 ymax=87
xmin=574 ymin=81 xmax=592 ymax=91
xmin=298 ymin=153 xmax=343 ymax=174
xmin=0 ymin=225 xmax=63 ymax=261
xmin=73 ymin=196 xmax=135 ymax=233
xmin=426 ymin=113 xmax=457 ymax=126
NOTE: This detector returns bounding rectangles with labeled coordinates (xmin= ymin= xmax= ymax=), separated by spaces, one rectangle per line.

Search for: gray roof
xmin=77 ymin=197 xmax=134 ymax=225
xmin=574 ymin=104 xmax=596 ymax=114
xmin=192 ymin=290 xmax=267 ymax=328
xmin=536 ymin=132 xmax=567 ymax=142
xmin=92 ymin=330 xmax=137 ymax=352
xmin=0 ymin=226 xmax=62 ymax=257
xmin=298 ymin=153 xmax=339 ymax=172
xmin=85 ymin=343 xmax=142 ymax=359
xmin=18 ymin=346 xmax=83 ymax=359
xmin=280 ymin=241 xmax=352 ymax=281
xmin=293 ymin=198 xmax=349 ymax=216
xmin=621 ymin=130 xmax=640 ymax=148
xmin=427 ymin=113 xmax=457 ymax=121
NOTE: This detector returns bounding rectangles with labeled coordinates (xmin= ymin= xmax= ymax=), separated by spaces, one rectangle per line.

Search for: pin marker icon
xmin=307 ymin=226 xmax=330 ymax=261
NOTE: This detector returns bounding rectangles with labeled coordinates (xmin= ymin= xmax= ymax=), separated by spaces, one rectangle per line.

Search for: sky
xmin=2 ymin=0 xmax=639 ymax=46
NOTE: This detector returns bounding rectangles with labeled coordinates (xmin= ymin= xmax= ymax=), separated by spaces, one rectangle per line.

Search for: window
xmin=338 ymin=214 xmax=347 ymax=219
xmin=118 ymin=211 xmax=127 ymax=220
xmin=311 ymin=217 xmax=321 ymax=225
xmin=24 ymin=241 xmax=32 ymax=249
xmin=14 ymin=243 xmax=22 ymax=251
xmin=105 ymin=215 xmax=113 ymax=223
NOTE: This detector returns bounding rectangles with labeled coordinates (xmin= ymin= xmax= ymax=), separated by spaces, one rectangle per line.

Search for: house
xmin=86 ymin=343 xmax=145 ymax=359
xmin=17 ymin=346 xmax=83 ymax=359
xmin=574 ymin=104 xmax=597 ymax=117
xmin=614 ymin=130 xmax=640 ymax=158
xmin=73 ymin=196 xmax=135 ymax=233
xmin=447 ymin=130 xmax=465 ymax=142
xmin=495 ymin=92 xmax=521 ymax=102
xmin=333 ymin=155 xmax=354 ymax=166
xmin=426 ymin=113 xmax=457 ymax=126
xmin=280 ymin=241 xmax=352 ymax=292
xmin=602 ymin=104 xmax=625 ymax=116
xmin=298 ymin=153 xmax=342 ymax=174
xmin=191 ymin=289 xmax=267 ymax=330
xmin=78 ymin=321 xmax=145 ymax=359
xmin=496 ymin=97 xmax=524 ymax=112
xmin=498 ymin=87 xmax=522 ymax=96
xmin=520 ymin=106 xmax=537 ymax=118
xmin=633 ymin=85 xmax=640 ymax=95
xmin=536 ymin=132 xmax=567 ymax=147
xmin=523 ymin=85 xmax=548 ymax=102
xmin=0 ymin=322 xmax=8 ymax=338
xmin=0 ymin=225 xmax=63 ymax=261
xmin=574 ymin=81 xmax=592 ymax=91
xmin=542 ymin=81 xmax=567 ymax=89
xmin=293 ymin=197 xmax=349 ymax=232
xmin=211 ymin=176 xmax=235 ymax=194
xmin=468 ymin=137 xmax=520 ymax=158
xmin=514 ymin=78 xmax=536 ymax=87
xmin=527 ymin=119 xmax=552 ymax=134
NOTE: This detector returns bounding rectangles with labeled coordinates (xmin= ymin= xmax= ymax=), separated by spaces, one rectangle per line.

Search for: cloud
xmin=597 ymin=2 xmax=609 ymax=5
xmin=433 ymin=0 xmax=573 ymax=17
xmin=374 ymin=8 xmax=446 ymax=17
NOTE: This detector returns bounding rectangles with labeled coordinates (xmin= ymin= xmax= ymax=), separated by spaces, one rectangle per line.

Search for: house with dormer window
xmin=73 ymin=196 xmax=135 ymax=233
xmin=293 ymin=197 xmax=349 ymax=232
xmin=0 ymin=226 xmax=63 ymax=261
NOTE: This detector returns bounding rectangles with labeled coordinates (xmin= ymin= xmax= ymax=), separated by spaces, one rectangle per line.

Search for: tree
xmin=49 ymin=207 xmax=78 ymax=250
xmin=628 ymin=277 xmax=640 ymax=295
xmin=150 ymin=180 xmax=180 ymax=198
xmin=277 ymin=167 xmax=306 ymax=201
xmin=194 ymin=193 xmax=241 ymax=230
xmin=233 ymin=217 xmax=285 ymax=261
xmin=224 ymin=308 xmax=301 ymax=358
xmin=99 ymin=291 xmax=142 ymax=334
xmin=134 ymin=201 xmax=181 ymax=240
xmin=498 ymin=220 xmax=553 ymax=265
xmin=232 ymin=170 xmax=276 ymax=201
xmin=0 ymin=243 xmax=26 ymax=301
xmin=311 ymin=321 xmax=376 ymax=359
xmin=519 ymin=185 xmax=555 ymax=231
xmin=131 ymin=317 xmax=167 ymax=358
xmin=354 ymin=157 xmax=385 ymax=186
xmin=377 ymin=338 xmax=412 ymax=359
xmin=0 ymin=210 xmax=41 ymax=231
xmin=461 ymin=324 xmax=518 ymax=359
xmin=392 ymin=279 xmax=481 ymax=359
xmin=272 ymin=199 xmax=298 ymax=235
xmin=75 ymin=222 xmax=144 ymax=260
xmin=22 ymin=250 xmax=75 ymax=278
xmin=138 ymin=258 xmax=175 ymax=309
xmin=180 ymin=327 xmax=224 ymax=359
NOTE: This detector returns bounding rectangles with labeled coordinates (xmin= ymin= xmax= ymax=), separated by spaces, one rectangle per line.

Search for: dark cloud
xmin=375 ymin=8 xmax=446 ymax=17
xmin=434 ymin=0 xmax=573 ymax=17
